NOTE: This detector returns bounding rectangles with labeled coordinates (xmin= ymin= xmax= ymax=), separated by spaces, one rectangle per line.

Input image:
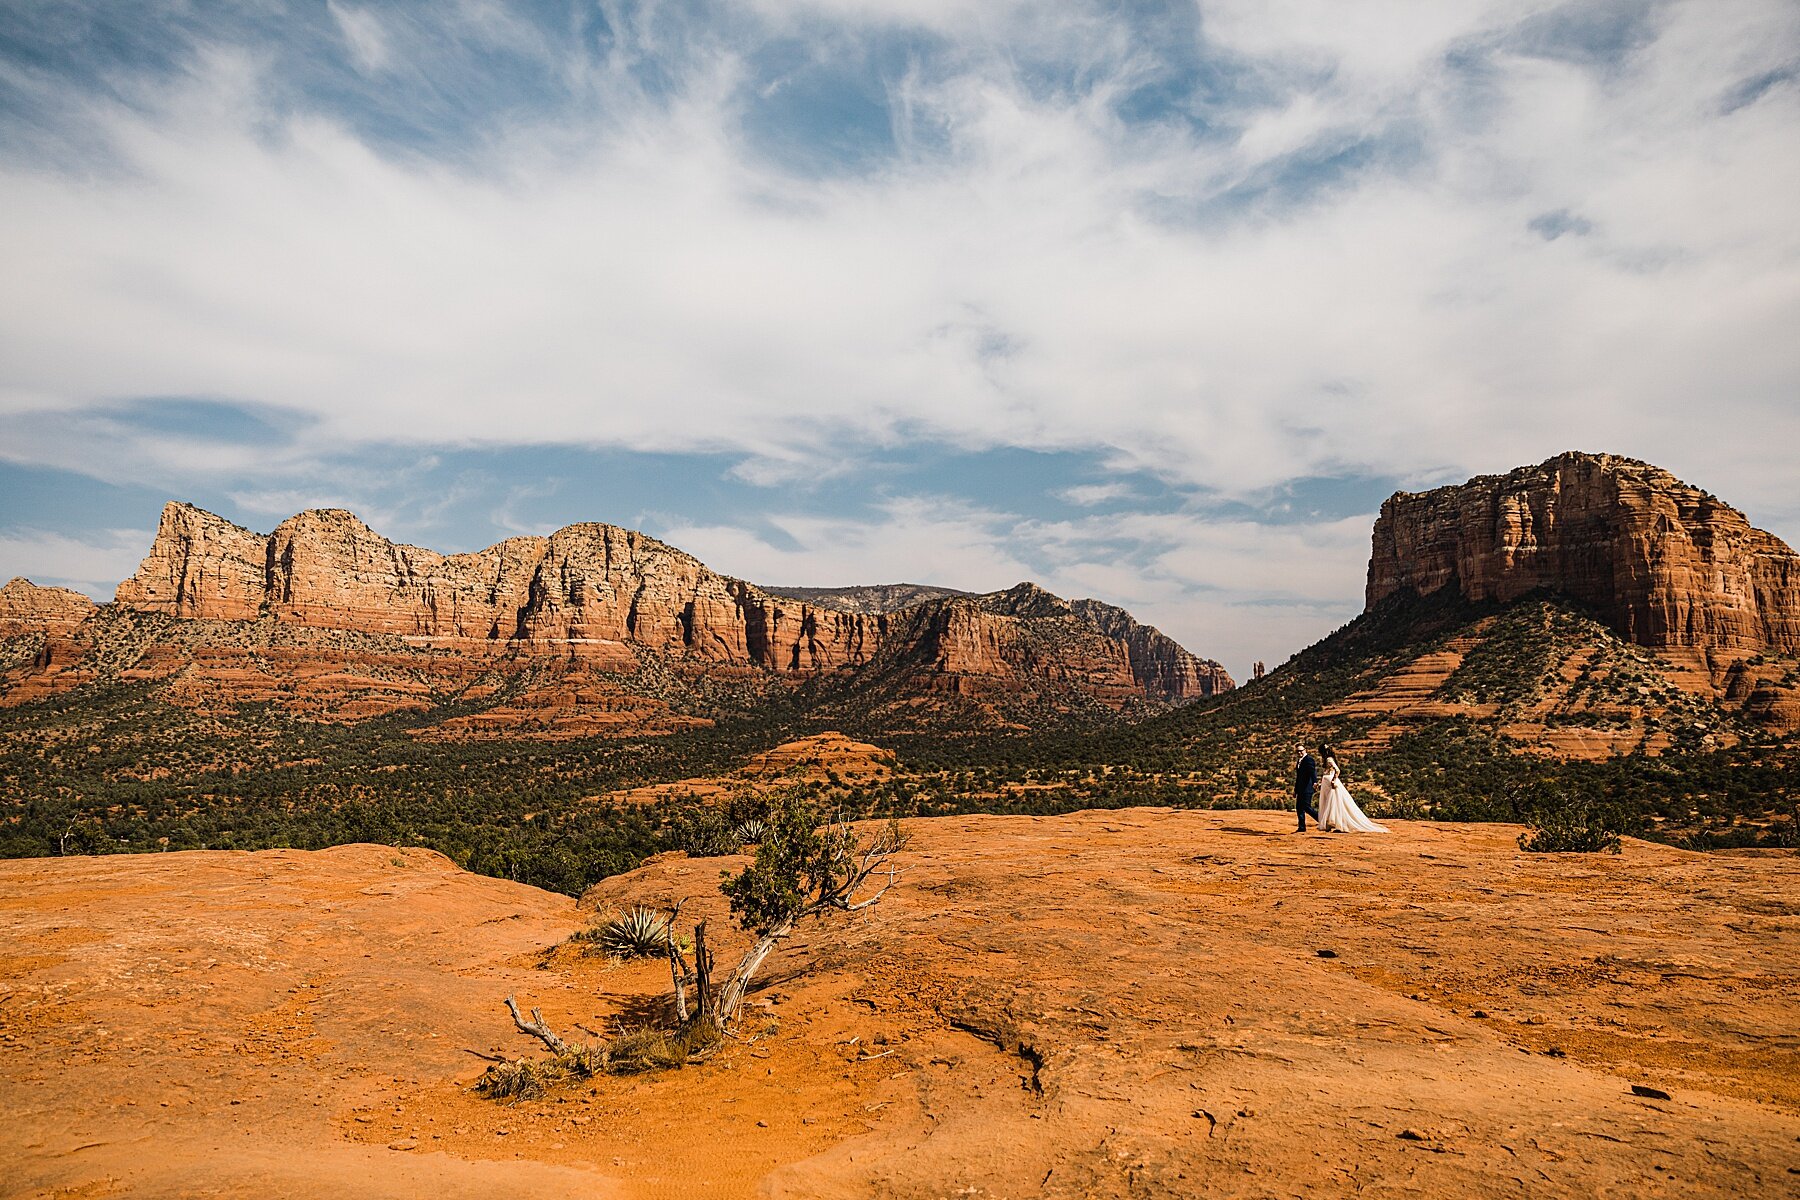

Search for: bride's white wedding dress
xmin=1315 ymin=759 xmax=1388 ymax=833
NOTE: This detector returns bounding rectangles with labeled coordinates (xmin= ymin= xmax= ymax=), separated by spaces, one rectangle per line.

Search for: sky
xmin=1 ymin=0 xmax=1797 ymax=679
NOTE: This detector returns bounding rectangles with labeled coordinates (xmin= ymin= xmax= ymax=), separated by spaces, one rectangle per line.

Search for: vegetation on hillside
xmin=2 ymin=591 xmax=1795 ymax=895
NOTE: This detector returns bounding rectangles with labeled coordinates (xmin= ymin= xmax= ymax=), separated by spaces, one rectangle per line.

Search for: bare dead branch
xmin=503 ymin=995 xmax=570 ymax=1056
xmin=844 ymin=870 xmax=900 ymax=911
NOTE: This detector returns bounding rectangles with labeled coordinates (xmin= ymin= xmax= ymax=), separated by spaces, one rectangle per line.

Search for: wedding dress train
xmin=1315 ymin=759 xmax=1388 ymax=833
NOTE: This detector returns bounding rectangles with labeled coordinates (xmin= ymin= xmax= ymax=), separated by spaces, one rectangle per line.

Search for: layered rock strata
xmin=113 ymin=504 xmax=267 ymax=620
xmin=112 ymin=503 xmax=1231 ymax=704
xmin=0 ymin=578 xmax=100 ymax=707
xmin=1368 ymin=452 xmax=1800 ymax=658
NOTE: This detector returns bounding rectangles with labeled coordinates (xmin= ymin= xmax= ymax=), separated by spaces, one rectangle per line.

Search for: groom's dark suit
xmin=1295 ymin=753 xmax=1320 ymax=831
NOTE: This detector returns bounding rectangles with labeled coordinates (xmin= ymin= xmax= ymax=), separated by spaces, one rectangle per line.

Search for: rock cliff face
xmin=1072 ymin=597 xmax=1237 ymax=700
xmin=111 ymin=502 xmax=1230 ymax=705
xmin=0 ymin=578 xmax=97 ymax=637
xmin=761 ymin=583 xmax=972 ymax=614
xmin=1367 ymin=452 xmax=1800 ymax=658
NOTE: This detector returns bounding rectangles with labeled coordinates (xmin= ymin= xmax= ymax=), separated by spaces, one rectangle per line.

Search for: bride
xmin=1314 ymin=743 xmax=1388 ymax=834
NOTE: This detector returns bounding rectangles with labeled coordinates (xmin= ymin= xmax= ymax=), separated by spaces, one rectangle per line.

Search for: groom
xmin=1294 ymin=743 xmax=1320 ymax=833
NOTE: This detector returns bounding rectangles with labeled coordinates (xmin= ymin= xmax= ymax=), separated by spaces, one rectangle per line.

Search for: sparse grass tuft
xmin=477 ymin=1021 xmax=719 ymax=1100
xmin=475 ymin=1042 xmax=607 ymax=1100
xmin=606 ymin=1020 xmax=721 ymax=1073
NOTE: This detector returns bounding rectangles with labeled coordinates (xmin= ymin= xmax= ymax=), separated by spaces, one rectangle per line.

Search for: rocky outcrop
xmin=0 ymin=578 xmax=97 ymax=637
xmin=111 ymin=502 xmax=1230 ymax=706
xmin=1367 ymin=452 xmax=1800 ymax=658
xmin=266 ymin=509 xmax=545 ymax=639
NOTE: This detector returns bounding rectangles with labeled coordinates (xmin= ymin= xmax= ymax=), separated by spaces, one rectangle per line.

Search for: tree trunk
xmin=716 ymin=915 xmax=793 ymax=1026
xmin=665 ymin=933 xmax=689 ymax=1024
xmin=693 ymin=920 xmax=714 ymax=1023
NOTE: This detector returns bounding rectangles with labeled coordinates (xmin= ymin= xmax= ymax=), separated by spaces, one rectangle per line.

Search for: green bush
xmin=671 ymin=806 xmax=738 ymax=857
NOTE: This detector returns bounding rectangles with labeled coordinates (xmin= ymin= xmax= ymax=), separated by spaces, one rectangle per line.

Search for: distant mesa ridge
xmin=107 ymin=501 xmax=1233 ymax=703
xmin=761 ymin=583 xmax=974 ymax=614
xmin=1367 ymin=450 xmax=1800 ymax=657
xmin=14 ymin=451 xmax=1796 ymax=721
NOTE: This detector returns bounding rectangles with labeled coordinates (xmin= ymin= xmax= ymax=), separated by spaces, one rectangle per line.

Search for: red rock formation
xmin=0 ymin=578 xmax=97 ymax=637
xmin=1367 ymin=452 xmax=1800 ymax=658
xmin=266 ymin=508 xmax=545 ymax=640
xmin=109 ymin=502 xmax=1230 ymax=707
xmin=114 ymin=502 xmax=267 ymax=620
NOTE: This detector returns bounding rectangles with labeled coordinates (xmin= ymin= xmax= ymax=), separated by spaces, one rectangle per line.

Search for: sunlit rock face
xmin=114 ymin=501 xmax=267 ymax=621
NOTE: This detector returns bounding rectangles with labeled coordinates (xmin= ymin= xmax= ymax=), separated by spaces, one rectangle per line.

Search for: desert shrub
xmin=478 ymin=1022 xmax=721 ymax=1099
xmin=1366 ymin=793 xmax=1427 ymax=821
xmin=720 ymin=792 xmax=891 ymax=936
xmin=597 ymin=905 xmax=672 ymax=958
xmin=671 ymin=806 xmax=738 ymax=857
xmin=475 ymin=1043 xmax=606 ymax=1100
xmin=1519 ymin=795 xmax=1625 ymax=854
xmin=731 ymin=817 xmax=769 ymax=846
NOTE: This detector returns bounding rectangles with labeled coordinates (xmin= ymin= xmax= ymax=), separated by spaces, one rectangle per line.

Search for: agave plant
xmin=731 ymin=818 xmax=770 ymax=847
xmin=600 ymin=905 xmax=673 ymax=959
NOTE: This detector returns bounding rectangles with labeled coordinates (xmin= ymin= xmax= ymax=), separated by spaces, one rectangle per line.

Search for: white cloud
xmin=1057 ymin=482 xmax=1136 ymax=506
xmin=1 ymin=0 xmax=1797 ymax=659
xmin=0 ymin=529 xmax=154 ymax=599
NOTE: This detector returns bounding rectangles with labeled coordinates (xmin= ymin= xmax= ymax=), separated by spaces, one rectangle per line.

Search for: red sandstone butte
xmin=0 ymin=577 xmax=96 ymax=638
xmin=1367 ymin=451 xmax=1800 ymax=658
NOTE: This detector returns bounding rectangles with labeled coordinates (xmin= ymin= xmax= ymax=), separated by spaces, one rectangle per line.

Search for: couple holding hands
xmin=1293 ymin=742 xmax=1387 ymax=834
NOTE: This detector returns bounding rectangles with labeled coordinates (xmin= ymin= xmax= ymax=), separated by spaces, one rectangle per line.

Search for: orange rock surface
xmin=4 ymin=811 xmax=1796 ymax=1198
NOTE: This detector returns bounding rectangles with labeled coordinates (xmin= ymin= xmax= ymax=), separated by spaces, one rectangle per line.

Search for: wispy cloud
xmin=327 ymin=3 xmax=391 ymax=75
xmin=1058 ymin=482 xmax=1137 ymax=506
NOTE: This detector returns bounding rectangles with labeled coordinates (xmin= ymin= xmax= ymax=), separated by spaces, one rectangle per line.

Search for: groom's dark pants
xmin=1296 ymin=784 xmax=1324 ymax=831
xmin=1296 ymin=789 xmax=1319 ymax=831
